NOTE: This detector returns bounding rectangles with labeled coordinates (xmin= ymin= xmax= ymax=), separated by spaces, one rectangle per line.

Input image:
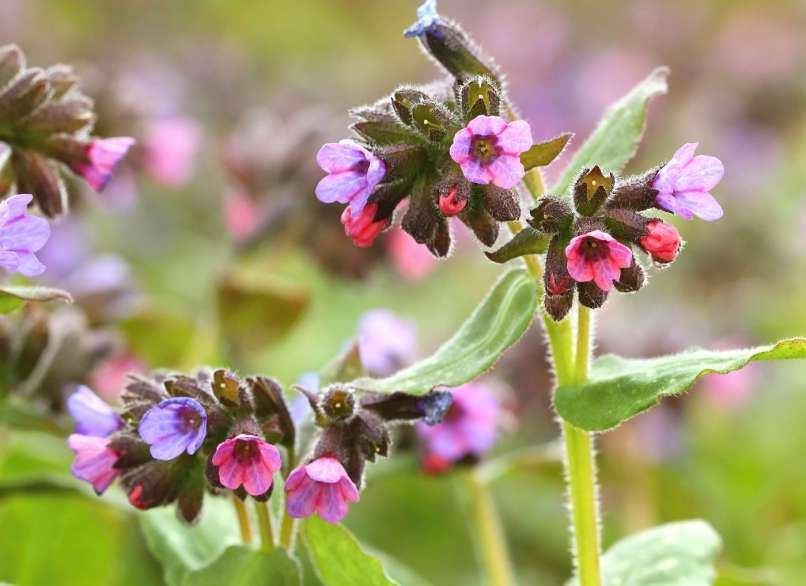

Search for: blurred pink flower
xmin=142 ymin=118 xmax=201 ymax=188
xmin=91 ymin=352 xmax=147 ymax=402
xmin=224 ymin=189 xmax=259 ymax=242
xmin=701 ymin=352 xmax=761 ymax=412
xmin=386 ymin=228 xmax=438 ymax=281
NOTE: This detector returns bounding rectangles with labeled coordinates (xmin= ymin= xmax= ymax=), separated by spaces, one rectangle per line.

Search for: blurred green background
xmin=1 ymin=0 xmax=805 ymax=584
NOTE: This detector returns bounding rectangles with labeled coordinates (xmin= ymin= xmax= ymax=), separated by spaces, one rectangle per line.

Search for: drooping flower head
xmin=566 ymin=230 xmax=633 ymax=292
xmin=73 ymin=137 xmax=136 ymax=192
xmin=138 ymin=397 xmax=207 ymax=460
xmin=358 ymin=309 xmax=417 ymax=376
xmin=341 ymin=203 xmax=386 ymax=248
xmin=639 ymin=220 xmax=682 ymax=263
xmin=285 ymin=456 xmax=360 ymax=523
xmin=316 ymin=141 xmax=386 ymax=216
xmin=211 ymin=434 xmax=282 ymax=497
xmin=450 ymin=115 xmax=533 ymax=189
xmin=0 ymin=194 xmax=51 ymax=277
xmin=68 ymin=434 xmax=120 ymax=495
xmin=653 ymin=142 xmax=724 ymax=221
xmin=417 ymin=382 xmax=500 ymax=472
xmin=67 ymin=385 xmax=123 ymax=437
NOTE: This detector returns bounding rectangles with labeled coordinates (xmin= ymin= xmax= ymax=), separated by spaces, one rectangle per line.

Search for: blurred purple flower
xmin=404 ymin=0 xmax=440 ymax=37
xmin=632 ymin=407 xmax=684 ymax=463
xmin=449 ymin=115 xmax=532 ymax=189
xmin=315 ymin=141 xmax=385 ymax=216
xmin=68 ymin=434 xmax=120 ymax=495
xmin=285 ymin=456 xmax=360 ymax=523
xmin=74 ymin=137 xmax=136 ymax=192
xmin=0 ymin=194 xmax=51 ymax=277
xmin=653 ymin=143 xmax=724 ymax=221
xmin=358 ymin=309 xmax=417 ymax=376
xmin=138 ymin=397 xmax=207 ymax=460
xmin=67 ymin=385 xmax=123 ymax=438
xmin=143 ymin=118 xmax=201 ymax=188
xmin=211 ymin=434 xmax=282 ymax=497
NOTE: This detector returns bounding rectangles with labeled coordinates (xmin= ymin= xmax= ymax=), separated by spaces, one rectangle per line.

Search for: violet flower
xmin=74 ymin=137 xmax=136 ymax=192
xmin=358 ymin=309 xmax=417 ymax=377
xmin=315 ymin=141 xmax=385 ymax=216
xmin=285 ymin=456 xmax=360 ymax=524
xmin=66 ymin=385 xmax=123 ymax=438
xmin=404 ymin=0 xmax=440 ymax=38
xmin=68 ymin=434 xmax=120 ymax=495
xmin=138 ymin=397 xmax=207 ymax=460
xmin=653 ymin=143 xmax=724 ymax=221
xmin=211 ymin=434 xmax=282 ymax=497
xmin=0 ymin=193 xmax=51 ymax=277
xmin=565 ymin=230 xmax=633 ymax=292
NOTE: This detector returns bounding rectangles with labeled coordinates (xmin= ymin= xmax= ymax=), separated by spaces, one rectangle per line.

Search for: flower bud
xmin=603 ymin=208 xmax=650 ymax=242
xmin=639 ymin=220 xmax=682 ymax=263
xmin=321 ymin=386 xmax=356 ymax=421
xmin=341 ymin=204 xmax=386 ymax=248
xmin=11 ymin=149 xmax=67 ymax=217
xmin=614 ymin=260 xmax=646 ymax=293
xmin=543 ymin=235 xmax=574 ymax=321
xmin=528 ymin=196 xmax=573 ymax=233
xmin=573 ymin=166 xmax=614 ymax=217
xmin=439 ymin=184 xmax=467 ymax=216
xmin=391 ymin=87 xmax=430 ymax=126
xmin=606 ymin=167 xmax=659 ymax=211
xmin=458 ymin=76 xmax=501 ymax=120
xmin=411 ymin=101 xmax=455 ymax=142
xmin=577 ymin=281 xmax=608 ymax=309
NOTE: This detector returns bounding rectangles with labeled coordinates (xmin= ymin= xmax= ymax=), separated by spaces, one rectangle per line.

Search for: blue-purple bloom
xmin=0 ymin=194 xmax=51 ymax=277
xmin=67 ymin=385 xmax=123 ymax=438
xmin=653 ymin=143 xmax=725 ymax=221
xmin=404 ymin=0 xmax=440 ymax=38
xmin=358 ymin=309 xmax=417 ymax=377
xmin=315 ymin=141 xmax=385 ymax=216
xmin=138 ymin=397 xmax=207 ymax=460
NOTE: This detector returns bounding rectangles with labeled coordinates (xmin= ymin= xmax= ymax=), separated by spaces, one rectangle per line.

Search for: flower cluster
xmin=0 ymin=44 xmax=133 ymax=218
xmin=66 ymin=368 xmax=452 ymax=524
xmin=527 ymin=143 xmax=723 ymax=320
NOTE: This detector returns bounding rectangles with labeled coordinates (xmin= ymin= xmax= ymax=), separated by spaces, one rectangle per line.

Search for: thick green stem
xmin=232 ymin=495 xmax=252 ymax=545
xmin=462 ymin=471 xmax=515 ymax=586
xmin=255 ymin=501 xmax=275 ymax=550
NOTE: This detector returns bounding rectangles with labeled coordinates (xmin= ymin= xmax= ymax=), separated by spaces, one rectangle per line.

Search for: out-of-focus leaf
xmin=180 ymin=546 xmax=300 ymax=586
xmin=485 ymin=227 xmax=550 ymax=264
xmin=303 ymin=517 xmax=398 ymax=586
xmin=555 ymin=338 xmax=806 ymax=431
xmin=0 ymin=285 xmax=72 ymax=314
xmin=119 ymin=307 xmax=196 ymax=368
xmin=139 ymin=496 xmax=241 ymax=586
xmin=349 ymin=269 xmax=537 ymax=395
xmin=520 ymin=133 xmax=572 ymax=170
xmin=566 ymin=521 xmax=721 ymax=586
xmin=551 ymin=67 xmax=669 ymax=196
xmin=319 ymin=340 xmax=364 ymax=386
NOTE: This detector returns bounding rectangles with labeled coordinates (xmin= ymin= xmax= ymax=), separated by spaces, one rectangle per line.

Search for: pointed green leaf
xmin=303 ymin=517 xmax=398 ymax=586
xmin=555 ymin=338 xmax=806 ymax=431
xmin=350 ymin=269 xmax=537 ymax=395
xmin=485 ymin=227 xmax=550 ymax=264
xmin=0 ymin=285 xmax=72 ymax=314
xmin=520 ymin=133 xmax=572 ymax=170
xmin=552 ymin=67 xmax=669 ymax=196
xmin=180 ymin=546 xmax=300 ymax=586
xmin=567 ymin=520 xmax=721 ymax=586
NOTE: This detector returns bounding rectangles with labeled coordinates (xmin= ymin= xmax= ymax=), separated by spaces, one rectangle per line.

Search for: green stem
xmin=255 ymin=501 xmax=275 ymax=550
xmin=279 ymin=445 xmax=297 ymax=551
xmin=462 ymin=470 xmax=515 ymax=586
xmin=232 ymin=495 xmax=252 ymax=545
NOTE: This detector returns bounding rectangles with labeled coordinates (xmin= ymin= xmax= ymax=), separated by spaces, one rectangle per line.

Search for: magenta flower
xmin=285 ymin=456 xmax=360 ymax=523
xmin=0 ymin=194 xmax=51 ymax=277
xmin=449 ymin=115 xmax=532 ymax=189
xmin=358 ymin=309 xmax=417 ymax=376
xmin=211 ymin=434 xmax=282 ymax=497
xmin=74 ymin=137 xmax=136 ymax=192
xmin=653 ymin=143 xmax=724 ymax=221
xmin=417 ymin=382 xmax=500 ymax=471
xmin=315 ymin=141 xmax=386 ymax=216
xmin=68 ymin=434 xmax=120 ymax=495
xmin=67 ymin=385 xmax=123 ymax=438
xmin=565 ymin=230 xmax=633 ymax=292
xmin=138 ymin=397 xmax=207 ymax=460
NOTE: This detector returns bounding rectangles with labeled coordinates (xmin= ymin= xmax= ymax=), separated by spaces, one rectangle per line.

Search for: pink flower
xmin=223 ymin=189 xmax=259 ymax=242
xmin=142 ymin=118 xmax=201 ymax=188
xmin=315 ymin=141 xmax=385 ymax=216
xmin=74 ymin=137 xmax=136 ymax=192
xmin=68 ymin=433 xmax=120 ymax=495
xmin=417 ymin=382 xmax=500 ymax=468
xmin=449 ymin=115 xmax=532 ymax=189
xmin=639 ymin=220 xmax=682 ymax=263
xmin=566 ymin=230 xmax=633 ymax=292
xmin=358 ymin=309 xmax=417 ymax=376
xmin=211 ymin=434 xmax=282 ymax=497
xmin=386 ymin=228 xmax=438 ymax=281
xmin=341 ymin=203 xmax=385 ymax=248
xmin=90 ymin=352 xmax=147 ymax=403
xmin=285 ymin=456 xmax=360 ymax=523
xmin=0 ymin=193 xmax=51 ymax=277
xmin=653 ymin=143 xmax=724 ymax=221
xmin=438 ymin=185 xmax=467 ymax=216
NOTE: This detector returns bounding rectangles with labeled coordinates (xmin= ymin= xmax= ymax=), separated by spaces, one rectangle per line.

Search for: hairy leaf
xmin=181 ymin=546 xmax=300 ymax=586
xmin=485 ymin=227 xmax=550 ymax=264
xmin=0 ymin=285 xmax=72 ymax=313
xmin=520 ymin=133 xmax=572 ymax=170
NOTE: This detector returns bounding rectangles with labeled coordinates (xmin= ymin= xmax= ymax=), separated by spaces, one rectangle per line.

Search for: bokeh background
xmin=1 ymin=0 xmax=805 ymax=584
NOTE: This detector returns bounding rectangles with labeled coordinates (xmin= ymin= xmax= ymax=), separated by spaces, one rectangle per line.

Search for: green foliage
xmin=181 ymin=546 xmax=300 ymax=586
xmin=567 ymin=521 xmax=721 ymax=586
xmin=349 ymin=269 xmax=537 ymax=395
xmin=520 ymin=133 xmax=573 ymax=170
xmin=551 ymin=67 xmax=669 ymax=197
xmin=303 ymin=517 xmax=398 ymax=586
xmin=555 ymin=338 xmax=806 ymax=431
xmin=0 ymin=285 xmax=72 ymax=313
xmin=485 ymin=227 xmax=550 ymax=264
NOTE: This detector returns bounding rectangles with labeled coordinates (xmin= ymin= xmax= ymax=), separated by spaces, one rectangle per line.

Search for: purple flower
xmin=66 ymin=385 xmax=123 ymax=438
xmin=449 ymin=115 xmax=533 ymax=189
xmin=74 ymin=137 xmax=136 ymax=192
xmin=315 ymin=141 xmax=385 ymax=216
xmin=138 ymin=397 xmax=207 ymax=460
xmin=417 ymin=382 xmax=500 ymax=471
xmin=68 ymin=434 xmax=120 ymax=495
xmin=285 ymin=456 xmax=360 ymax=523
xmin=211 ymin=434 xmax=282 ymax=497
xmin=404 ymin=0 xmax=440 ymax=37
xmin=653 ymin=143 xmax=724 ymax=221
xmin=358 ymin=309 xmax=417 ymax=377
xmin=0 ymin=194 xmax=51 ymax=277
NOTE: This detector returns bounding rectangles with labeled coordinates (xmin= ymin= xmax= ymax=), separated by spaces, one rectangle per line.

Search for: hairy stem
xmin=279 ymin=445 xmax=297 ymax=550
xmin=462 ymin=470 xmax=515 ymax=586
xmin=232 ymin=495 xmax=252 ymax=545
xmin=255 ymin=501 xmax=275 ymax=550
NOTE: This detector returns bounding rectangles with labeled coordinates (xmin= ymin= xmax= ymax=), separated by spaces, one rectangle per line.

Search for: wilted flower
xmin=67 ymin=385 xmax=122 ymax=437
xmin=68 ymin=434 xmax=120 ymax=495
xmin=211 ymin=434 xmax=282 ymax=497
xmin=316 ymin=141 xmax=385 ymax=216
xmin=73 ymin=137 xmax=137 ymax=192
xmin=0 ymin=194 xmax=51 ymax=277
xmin=285 ymin=456 xmax=360 ymax=523
xmin=357 ymin=309 xmax=417 ymax=376
xmin=138 ymin=397 xmax=207 ymax=460
xmin=639 ymin=220 xmax=682 ymax=263
xmin=653 ymin=143 xmax=724 ymax=221
xmin=566 ymin=230 xmax=633 ymax=292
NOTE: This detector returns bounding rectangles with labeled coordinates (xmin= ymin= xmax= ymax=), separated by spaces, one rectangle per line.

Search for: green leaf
xmin=181 ymin=546 xmax=300 ymax=586
xmin=485 ymin=227 xmax=550 ymax=264
xmin=551 ymin=67 xmax=669 ymax=197
xmin=567 ymin=520 xmax=722 ymax=586
xmin=303 ymin=517 xmax=398 ymax=586
xmin=0 ymin=285 xmax=72 ymax=313
xmin=520 ymin=133 xmax=573 ymax=170
xmin=349 ymin=269 xmax=537 ymax=395
xmin=555 ymin=338 xmax=806 ymax=431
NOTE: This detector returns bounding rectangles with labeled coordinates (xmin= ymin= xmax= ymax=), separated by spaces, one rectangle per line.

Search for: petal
xmin=0 ymin=214 xmax=51 ymax=253
xmin=449 ymin=128 xmax=473 ymax=163
xmin=655 ymin=193 xmax=694 ymax=220
xmin=467 ymin=115 xmax=507 ymax=136
xmin=675 ymin=190 xmax=724 ymax=221
xmin=257 ymin=442 xmax=283 ymax=473
xmin=284 ymin=467 xmax=309 ymax=492
xmin=243 ymin=460 xmax=273 ymax=496
xmin=592 ymin=258 xmax=619 ymax=291
xmin=305 ymin=457 xmax=346 ymax=484
xmin=186 ymin=422 xmax=207 ymax=455
xmin=337 ymin=477 xmax=360 ymax=504
xmin=365 ymin=157 xmax=386 ymax=190
xmin=677 ymin=155 xmax=724 ymax=192
xmin=606 ymin=240 xmax=634 ymax=268
xmin=14 ymin=253 xmax=46 ymax=277
xmin=347 ymin=187 xmax=372 ymax=217
xmin=669 ymin=142 xmax=698 ymax=167
xmin=211 ymin=438 xmax=237 ymax=466
xmin=487 ymin=155 xmax=525 ymax=189
xmin=460 ymin=159 xmax=493 ymax=185
xmin=286 ymin=476 xmax=319 ymax=519
xmin=0 ymin=250 xmax=18 ymax=273
xmin=67 ymin=386 xmax=122 ymax=437
xmin=497 ymin=120 xmax=533 ymax=155
xmin=149 ymin=431 xmax=194 ymax=460
xmin=316 ymin=142 xmax=366 ymax=173
xmin=0 ymin=194 xmax=34 ymax=221
xmin=316 ymin=484 xmax=349 ymax=523
xmin=218 ymin=457 xmax=245 ymax=490
xmin=315 ymin=172 xmax=367 ymax=205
